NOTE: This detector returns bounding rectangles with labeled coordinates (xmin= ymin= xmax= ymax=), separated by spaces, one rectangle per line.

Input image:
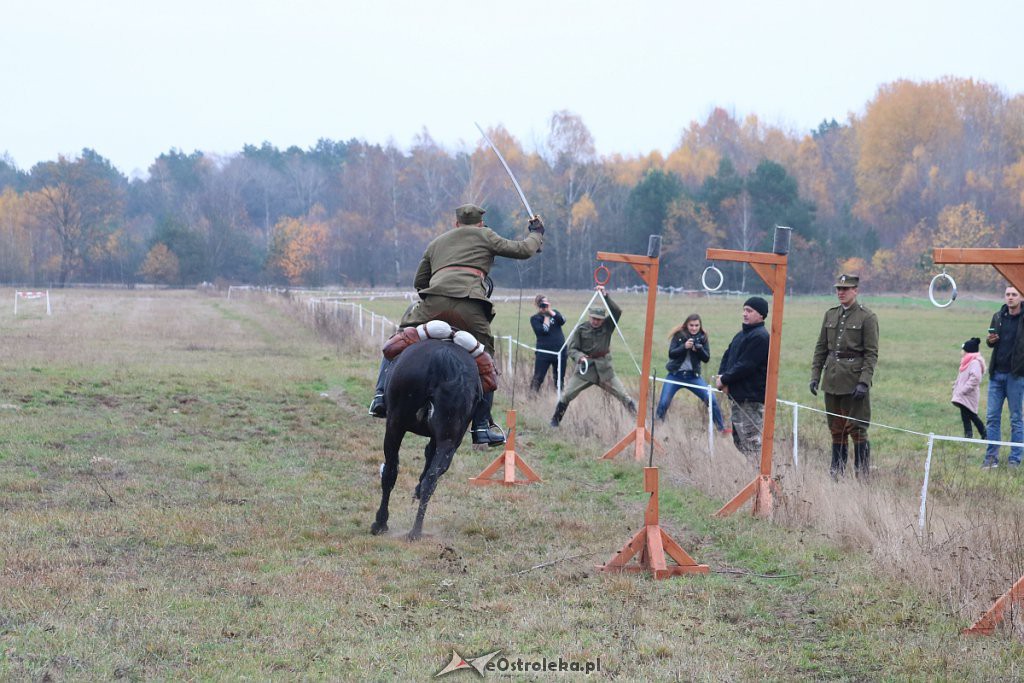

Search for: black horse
xmin=371 ymin=339 xmax=482 ymax=540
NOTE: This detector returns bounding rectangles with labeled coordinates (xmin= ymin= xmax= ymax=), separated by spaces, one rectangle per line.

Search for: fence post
xmin=557 ymin=352 xmax=563 ymax=402
xmin=706 ymin=384 xmax=714 ymax=456
xmin=370 ymin=313 xmax=376 ymax=337
xmin=918 ymin=433 xmax=935 ymax=538
xmin=792 ymin=403 xmax=799 ymax=468
xmin=359 ymin=305 xmax=364 ymax=330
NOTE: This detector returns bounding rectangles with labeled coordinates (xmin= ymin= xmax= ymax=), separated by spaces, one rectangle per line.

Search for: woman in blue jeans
xmin=656 ymin=313 xmax=725 ymax=431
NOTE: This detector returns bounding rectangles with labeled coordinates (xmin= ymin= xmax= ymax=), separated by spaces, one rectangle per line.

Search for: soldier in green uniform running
xmin=809 ymin=273 xmax=880 ymax=479
xmin=549 ymin=285 xmax=637 ymax=427
xmin=368 ymin=203 xmax=544 ymax=447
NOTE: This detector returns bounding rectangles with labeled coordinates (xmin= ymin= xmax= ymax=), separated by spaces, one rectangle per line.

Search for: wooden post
xmin=598 ymin=467 xmax=709 ymax=579
xmin=932 ymin=247 xmax=1024 ymax=635
xmin=706 ymin=245 xmax=788 ymax=518
xmin=595 ymin=248 xmax=665 ymax=461
xmin=468 ymin=409 xmax=542 ymax=486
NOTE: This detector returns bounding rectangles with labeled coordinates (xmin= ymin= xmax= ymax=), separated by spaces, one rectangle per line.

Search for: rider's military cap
xmin=455 ymin=204 xmax=486 ymax=225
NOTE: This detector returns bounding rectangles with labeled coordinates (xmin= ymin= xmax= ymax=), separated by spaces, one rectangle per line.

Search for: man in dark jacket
xmin=716 ymin=297 xmax=770 ymax=462
xmin=983 ymin=285 xmax=1024 ymax=468
xmin=529 ymin=294 xmax=567 ymax=392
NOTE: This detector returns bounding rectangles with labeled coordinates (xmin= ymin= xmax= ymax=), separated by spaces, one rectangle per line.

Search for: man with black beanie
xmin=716 ymin=296 xmax=771 ymax=463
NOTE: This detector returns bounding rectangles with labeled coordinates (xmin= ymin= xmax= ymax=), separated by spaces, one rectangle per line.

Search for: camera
xmin=539 ymin=302 xmax=549 ymax=309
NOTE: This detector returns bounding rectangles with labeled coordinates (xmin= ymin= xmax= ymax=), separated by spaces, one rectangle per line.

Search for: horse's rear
xmin=372 ymin=340 xmax=482 ymax=539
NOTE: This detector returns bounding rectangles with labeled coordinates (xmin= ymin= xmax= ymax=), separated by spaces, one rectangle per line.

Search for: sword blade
xmin=474 ymin=122 xmax=535 ymax=218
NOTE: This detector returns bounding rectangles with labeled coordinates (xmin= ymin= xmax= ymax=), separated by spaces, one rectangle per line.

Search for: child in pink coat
xmin=952 ymin=337 xmax=986 ymax=439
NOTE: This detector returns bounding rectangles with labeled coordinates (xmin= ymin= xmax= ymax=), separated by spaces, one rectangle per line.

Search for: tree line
xmin=0 ymin=77 xmax=1021 ymax=293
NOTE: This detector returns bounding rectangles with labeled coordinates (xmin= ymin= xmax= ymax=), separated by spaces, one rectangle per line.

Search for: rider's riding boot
xmin=471 ymin=391 xmax=505 ymax=447
xmin=854 ymin=441 xmax=871 ymax=480
xmin=829 ymin=443 xmax=846 ymax=480
xmin=368 ymin=357 xmax=392 ymax=418
xmin=550 ymin=401 xmax=569 ymax=428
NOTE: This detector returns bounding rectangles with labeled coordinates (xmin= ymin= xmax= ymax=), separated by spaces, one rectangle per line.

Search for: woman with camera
xmin=529 ymin=294 xmax=568 ymax=391
xmin=656 ymin=313 xmax=725 ymax=431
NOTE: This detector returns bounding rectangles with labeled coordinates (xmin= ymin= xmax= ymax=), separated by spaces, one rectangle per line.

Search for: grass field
xmin=2 ymin=287 xmax=1024 ymax=681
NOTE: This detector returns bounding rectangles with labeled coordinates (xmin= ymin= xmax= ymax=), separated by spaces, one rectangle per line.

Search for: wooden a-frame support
xmin=934 ymin=247 xmax=1024 ymax=635
xmin=469 ymin=409 xmax=542 ymax=486
xmin=594 ymin=239 xmax=706 ymax=578
xmin=595 ymin=250 xmax=665 ymax=461
xmin=598 ymin=467 xmax=709 ymax=578
xmin=706 ymin=248 xmax=788 ymax=518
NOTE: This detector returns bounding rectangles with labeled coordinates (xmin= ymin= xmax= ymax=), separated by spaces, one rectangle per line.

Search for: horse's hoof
xmin=370 ymin=522 xmax=388 ymax=535
xmin=406 ymin=530 xmax=422 ymax=542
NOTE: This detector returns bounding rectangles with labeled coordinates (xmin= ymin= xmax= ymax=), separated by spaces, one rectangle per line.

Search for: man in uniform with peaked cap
xmin=809 ymin=273 xmax=880 ymax=480
xmin=549 ymin=285 xmax=636 ymax=427
xmin=369 ymin=203 xmax=544 ymax=447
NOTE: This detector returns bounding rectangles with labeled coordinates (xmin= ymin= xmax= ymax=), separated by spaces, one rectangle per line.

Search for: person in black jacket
xmin=716 ymin=297 xmax=771 ymax=462
xmin=529 ymin=294 xmax=568 ymax=392
xmin=983 ymin=285 xmax=1024 ymax=468
xmin=655 ymin=313 xmax=725 ymax=431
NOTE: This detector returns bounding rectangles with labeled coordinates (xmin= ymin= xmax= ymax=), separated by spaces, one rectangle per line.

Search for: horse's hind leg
xmin=372 ymin=425 xmax=403 ymax=535
xmin=414 ymin=440 xmax=437 ymax=500
xmin=408 ymin=436 xmax=460 ymax=541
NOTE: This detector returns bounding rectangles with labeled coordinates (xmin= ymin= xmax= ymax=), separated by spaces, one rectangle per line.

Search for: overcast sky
xmin=3 ymin=0 xmax=1021 ymax=178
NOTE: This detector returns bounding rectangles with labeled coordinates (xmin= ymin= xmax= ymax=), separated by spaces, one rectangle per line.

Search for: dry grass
xmin=3 ymin=287 xmax=1024 ymax=680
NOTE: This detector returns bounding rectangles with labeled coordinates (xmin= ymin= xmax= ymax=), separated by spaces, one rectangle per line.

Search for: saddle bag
xmin=382 ymin=320 xmax=453 ymax=360
xmin=453 ymin=330 xmax=498 ymax=393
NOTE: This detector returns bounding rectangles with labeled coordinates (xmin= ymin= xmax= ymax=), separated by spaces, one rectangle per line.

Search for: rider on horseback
xmin=369 ymin=203 xmax=544 ymax=446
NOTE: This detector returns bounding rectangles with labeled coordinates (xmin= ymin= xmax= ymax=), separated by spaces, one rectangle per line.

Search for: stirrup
xmin=368 ymin=394 xmax=386 ymax=418
xmin=472 ymin=422 xmax=506 ymax=447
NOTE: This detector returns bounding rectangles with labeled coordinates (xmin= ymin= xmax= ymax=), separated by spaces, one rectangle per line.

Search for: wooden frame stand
xmin=469 ymin=410 xmax=542 ymax=486
xmin=706 ymin=247 xmax=788 ymax=518
xmin=933 ymin=248 xmax=1024 ymax=635
xmin=595 ymin=250 xmax=665 ymax=461
xmin=598 ymin=467 xmax=709 ymax=578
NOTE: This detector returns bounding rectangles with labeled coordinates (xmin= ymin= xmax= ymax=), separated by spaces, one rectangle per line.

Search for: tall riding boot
xmin=829 ymin=443 xmax=846 ymax=480
xmin=471 ymin=391 xmax=505 ymax=447
xmin=368 ymin=357 xmax=392 ymax=418
xmin=854 ymin=441 xmax=871 ymax=480
xmin=550 ymin=401 xmax=569 ymax=427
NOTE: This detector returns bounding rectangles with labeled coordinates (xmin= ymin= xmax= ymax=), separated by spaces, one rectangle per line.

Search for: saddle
xmin=382 ymin=320 xmax=498 ymax=393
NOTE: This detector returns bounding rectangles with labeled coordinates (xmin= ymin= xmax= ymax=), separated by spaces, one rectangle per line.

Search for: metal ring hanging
xmin=928 ymin=272 xmax=958 ymax=308
xmin=593 ymin=265 xmax=610 ymax=286
xmin=701 ymin=265 xmax=724 ymax=292
xmin=578 ymin=358 xmax=590 ymax=375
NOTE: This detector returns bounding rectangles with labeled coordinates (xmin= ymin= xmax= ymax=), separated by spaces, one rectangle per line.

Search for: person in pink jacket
xmin=952 ymin=337 xmax=987 ymax=440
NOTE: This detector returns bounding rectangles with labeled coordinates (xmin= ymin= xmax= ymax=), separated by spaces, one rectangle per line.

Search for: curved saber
xmin=474 ymin=122 xmax=535 ymax=219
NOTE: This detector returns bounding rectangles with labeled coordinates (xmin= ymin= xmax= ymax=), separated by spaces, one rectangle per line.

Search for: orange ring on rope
xmin=594 ymin=265 xmax=610 ymax=286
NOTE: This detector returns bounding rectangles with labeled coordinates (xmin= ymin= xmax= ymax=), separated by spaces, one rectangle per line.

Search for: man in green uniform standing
xmin=369 ymin=203 xmax=544 ymax=447
xmin=549 ymin=285 xmax=637 ymax=427
xmin=809 ymin=274 xmax=880 ymax=479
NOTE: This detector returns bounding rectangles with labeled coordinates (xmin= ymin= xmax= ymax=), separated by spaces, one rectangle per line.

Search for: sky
xmin=2 ymin=0 xmax=1022 ymax=178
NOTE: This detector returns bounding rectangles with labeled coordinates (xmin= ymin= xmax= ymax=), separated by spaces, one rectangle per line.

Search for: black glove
xmin=852 ymin=382 xmax=868 ymax=400
xmin=528 ymin=217 xmax=545 ymax=235
xmin=808 ymin=380 xmax=818 ymax=396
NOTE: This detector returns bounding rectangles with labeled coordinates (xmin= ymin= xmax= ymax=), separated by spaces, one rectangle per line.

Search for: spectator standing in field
xmin=983 ymin=285 xmax=1024 ymax=469
xmin=952 ymin=337 xmax=987 ymax=442
xmin=716 ymin=297 xmax=770 ymax=462
xmin=655 ymin=313 xmax=725 ymax=432
xmin=549 ymin=285 xmax=636 ymax=427
xmin=809 ymin=274 xmax=879 ymax=480
xmin=529 ymin=294 xmax=567 ymax=392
